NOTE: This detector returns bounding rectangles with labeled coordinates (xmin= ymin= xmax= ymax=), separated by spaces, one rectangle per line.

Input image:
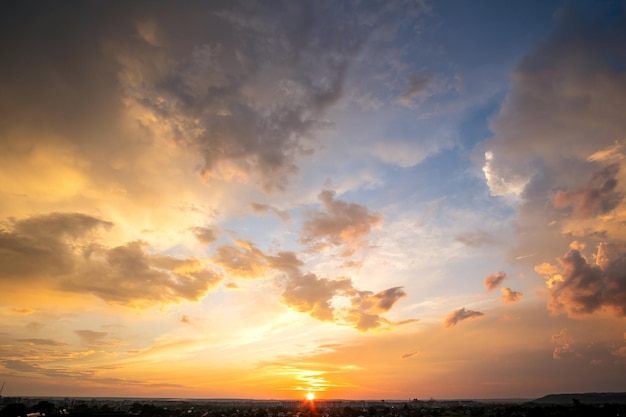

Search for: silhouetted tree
xmin=33 ymin=401 xmax=55 ymax=416
xmin=0 ymin=403 xmax=27 ymax=417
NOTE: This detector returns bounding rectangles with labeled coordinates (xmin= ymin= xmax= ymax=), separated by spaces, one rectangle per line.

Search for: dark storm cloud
xmin=0 ymin=212 xmax=221 ymax=306
xmin=484 ymin=271 xmax=507 ymax=291
xmin=300 ymin=190 xmax=383 ymax=257
xmin=548 ymin=246 xmax=626 ymax=317
xmin=444 ymin=307 xmax=484 ymax=328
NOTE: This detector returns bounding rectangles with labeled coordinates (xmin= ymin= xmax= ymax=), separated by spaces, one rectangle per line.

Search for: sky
xmin=1 ymin=0 xmax=626 ymax=401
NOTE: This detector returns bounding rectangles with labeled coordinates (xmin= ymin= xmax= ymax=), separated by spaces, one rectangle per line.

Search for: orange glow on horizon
xmin=306 ymin=392 xmax=315 ymax=401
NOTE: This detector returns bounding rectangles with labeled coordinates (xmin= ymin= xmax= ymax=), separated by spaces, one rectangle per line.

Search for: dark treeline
xmin=2 ymin=398 xmax=626 ymax=417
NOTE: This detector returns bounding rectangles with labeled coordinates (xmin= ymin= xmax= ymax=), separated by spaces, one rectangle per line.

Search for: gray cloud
xmin=300 ymin=190 xmax=383 ymax=257
xmin=552 ymin=163 xmax=622 ymax=218
xmin=67 ymin=241 xmax=222 ymax=306
xmin=0 ymin=1 xmax=424 ymax=196
xmin=112 ymin=2 xmax=378 ymax=192
xmin=250 ymin=202 xmax=290 ymax=221
xmin=0 ymin=213 xmax=112 ymax=280
xmin=398 ymin=72 xmax=432 ymax=105
xmin=478 ymin=4 xmax=626 ymax=265
xmin=455 ymin=230 xmax=499 ymax=247
xmin=0 ymin=212 xmax=221 ymax=307
xmin=484 ymin=271 xmax=507 ymax=291
xmin=444 ymin=307 xmax=484 ymax=328
xmin=401 ymin=350 xmax=420 ymax=360
xmin=546 ymin=245 xmax=626 ymax=317
xmin=190 ymin=226 xmax=218 ymax=245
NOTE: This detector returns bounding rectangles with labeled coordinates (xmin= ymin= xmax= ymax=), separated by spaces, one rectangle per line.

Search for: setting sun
xmin=306 ymin=392 xmax=315 ymax=401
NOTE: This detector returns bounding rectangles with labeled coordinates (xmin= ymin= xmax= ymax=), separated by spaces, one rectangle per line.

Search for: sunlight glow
xmin=306 ymin=392 xmax=315 ymax=401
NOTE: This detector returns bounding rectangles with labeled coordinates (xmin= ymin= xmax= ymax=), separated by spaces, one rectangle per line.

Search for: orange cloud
xmin=501 ymin=287 xmax=523 ymax=303
xmin=484 ymin=271 xmax=506 ymax=291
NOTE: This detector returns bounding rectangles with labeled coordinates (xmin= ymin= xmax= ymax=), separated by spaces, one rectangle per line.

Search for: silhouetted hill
xmin=533 ymin=392 xmax=626 ymax=404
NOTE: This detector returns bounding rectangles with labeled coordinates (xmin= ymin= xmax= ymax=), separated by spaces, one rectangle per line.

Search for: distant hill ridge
xmin=533 ymin=392 xmax=626 ymax=404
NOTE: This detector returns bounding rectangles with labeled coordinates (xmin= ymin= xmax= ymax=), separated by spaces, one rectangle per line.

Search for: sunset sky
xmin=1 ymin=0 xmax=626 ymax=401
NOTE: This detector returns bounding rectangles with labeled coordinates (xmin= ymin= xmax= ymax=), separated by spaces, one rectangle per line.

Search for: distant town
xmin=1 ymin=393 xmax=626 ymax=417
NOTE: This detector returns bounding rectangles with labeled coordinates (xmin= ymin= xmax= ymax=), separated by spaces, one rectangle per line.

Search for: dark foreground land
xmin=2 ymin=394 xmax=626 ymax=417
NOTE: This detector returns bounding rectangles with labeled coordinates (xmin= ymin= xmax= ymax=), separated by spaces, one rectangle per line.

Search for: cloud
xmin=501 ymin=287 xmax=523 ymax=303
xmin=106 ymin=2 xmax=378 ymax=192
xmin=400 ymin=350 xmax=420 ymax=360
xmin=345 ymin=287 xmax=411 ymax=331
xmin=484 ymin=271 xmax=507 ymax=291
xmin=538 ymin=244 xmax=626 ymax=317
xmin=300 ymin=190 xmax=383 ymax=257
xmin=210 ymin=240 xmax=410 ymax=331
xmin=552 ymin=163 xmax=622 ymax=218
xmin=251 ymin=202 xmax=290 ymax=221
xmin=477 ymin=4 xmax=626 ymax=266
xmin=0 ymin=212 xmax=221 ymax=307
xmin=281 ymin=272 xmax=354 ymax=322
xmin=212 ymin=240 xmax=272 ymax=278
xmin=613 ymin=332 xmax=626 ymax=358
xmin=444 ymin=308 xmax=484 ymax=328
xmin=66 ymin=241 xmax=222 ymax=306
xmin=11 ymin=308 xmax=35 ymax=315
xmin=75 ymin=330 xmax=108 ymax=345
xmin=17 ymin=339 xmax=68 ymax=347
xmin=0 ymin=212 xmax=112 ymax=280
xmin=455 ymin=230 xmax=499 ymax=247
xmin=551 ymin=328 xmax=575 ymax=360
xmin=398 ymin=72 xmax=433 ymax=105
xmin=190 ymin=226 xmax=218 ymax=245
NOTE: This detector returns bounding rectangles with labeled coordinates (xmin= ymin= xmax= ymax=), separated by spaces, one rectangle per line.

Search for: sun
xmin=306 ymin=392 xmax=315 ymax=401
